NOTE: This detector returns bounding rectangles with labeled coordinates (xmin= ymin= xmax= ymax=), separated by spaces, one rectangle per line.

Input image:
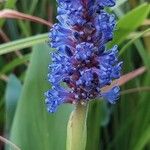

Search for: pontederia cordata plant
xmin=0 ymin=0 xmax=150 ymax=150
xmin=45 ymin=1 xmax=122 ymax=149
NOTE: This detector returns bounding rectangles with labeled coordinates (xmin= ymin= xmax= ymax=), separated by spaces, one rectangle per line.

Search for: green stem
xmin=66 ymin=103 xmax=88 ymax=150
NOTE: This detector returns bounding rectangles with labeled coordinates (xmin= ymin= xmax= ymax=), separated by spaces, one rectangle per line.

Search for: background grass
xmin=0 ymin=0 xmax=150 ymax=150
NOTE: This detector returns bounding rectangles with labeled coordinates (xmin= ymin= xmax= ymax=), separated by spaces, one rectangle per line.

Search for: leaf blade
xmin=110 ymin=3 xmax=150 ymax=46
xmin=10 ymin=44 xmax=73 ymax=150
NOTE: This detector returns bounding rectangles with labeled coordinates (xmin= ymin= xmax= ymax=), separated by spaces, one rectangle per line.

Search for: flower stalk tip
xmin=66 ymin=103 xmax=88 ymax=150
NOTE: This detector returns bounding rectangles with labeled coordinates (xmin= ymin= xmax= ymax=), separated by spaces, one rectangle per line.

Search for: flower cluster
xmin=45 ymin=0 xmax=122 ymax=113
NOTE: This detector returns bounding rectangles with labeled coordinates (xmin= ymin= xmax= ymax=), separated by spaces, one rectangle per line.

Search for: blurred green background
xmin=0 ymin=0 xmax=150 ymax=150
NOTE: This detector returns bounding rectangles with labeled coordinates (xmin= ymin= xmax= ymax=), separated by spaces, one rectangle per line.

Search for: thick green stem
xmin=66 ymin=103 xmax=88 ymax=150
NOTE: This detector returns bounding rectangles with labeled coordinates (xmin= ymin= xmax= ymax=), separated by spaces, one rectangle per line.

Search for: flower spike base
xmin=66 ymin=103 xmax=88 ymax=150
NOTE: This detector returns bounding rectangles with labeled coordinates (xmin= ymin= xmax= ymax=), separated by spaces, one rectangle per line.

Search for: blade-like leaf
xmin=110 ymin=3 xmax=150 ymax=46
xmin=0 ymin=54 xmax=30 ymax=74
xmin=5 ymin=74 xmax=22 ymax=134
xmin=10 ymin=44 xmax=73 ymax=150
xmin=0 ymin=33 xmax=48 ymax=55
xmin=0 ymin=0 xmax=17 ymax=27
xmin=132 ymin=126 xmax=150 ymax=150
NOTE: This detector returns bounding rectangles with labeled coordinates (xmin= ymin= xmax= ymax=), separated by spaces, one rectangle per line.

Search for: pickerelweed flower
xmin=45 ymin=0 xmax=123 ymax=113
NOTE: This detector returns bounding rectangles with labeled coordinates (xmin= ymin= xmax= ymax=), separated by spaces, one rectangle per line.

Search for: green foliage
xmin=0 ymin=54 xmax=30 ymax=74
xmin=0 ymin=1 xmax=150 ymax=150
xmin=0 ymin=0 xmax=17 ymax=27
xmin=0 ymin=33 xmax=48 ymax=55
xmin=111 ymin=3 xmax=150 ymax=45
xmin=10 ymin=44 xmax=73 ymax=150
xmin=5 ymin=74 xmax=22 ymax=134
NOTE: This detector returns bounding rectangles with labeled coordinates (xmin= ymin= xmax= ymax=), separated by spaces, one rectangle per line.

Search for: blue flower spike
xmin=45 ymin=0 xmax=122 ymax=113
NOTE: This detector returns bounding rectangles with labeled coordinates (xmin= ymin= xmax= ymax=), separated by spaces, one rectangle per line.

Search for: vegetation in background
xmin=0 ymin=0 xmax=150 ymax=150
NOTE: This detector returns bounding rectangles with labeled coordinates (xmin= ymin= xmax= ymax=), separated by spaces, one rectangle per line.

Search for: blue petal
xmin=102 ymin=86 xmax=120 ymax=104
xmin=97 ymin=0 xmax=116 ymax=7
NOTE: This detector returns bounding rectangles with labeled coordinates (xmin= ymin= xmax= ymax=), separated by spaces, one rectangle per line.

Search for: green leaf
xmin=119 ymin=28 xmax=150 ymax=68
xmin=0 ymin=0 xmax=18 ymax=27
xmin=10 ymin=44 xmax=73 ymax=150
xmin=119 ymin=28 xmax=150 ymax=56
xmin=100 ymin=101 xmax=110 ymax=127
xmin=110 ymin=3 xmax=150 ymax=46
xmin=29 ymin=0 xmax=39 ymax=14
xmin=86 ymin=101 xmax=101 ymax=150
xmin=5 ymin=74 xmax=22 ymax=134
xmin=133 ymin=126 xmax=150 ymax=150
xmin=0 ymin=97 xmax=5 ymax=128
xmin=86 ymin=101 xmax=110 ymax=150
xmin=0 ymin=33 xmax=48 ymax=55
xmin=0 ymin=54 xmax=31 ymax=74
